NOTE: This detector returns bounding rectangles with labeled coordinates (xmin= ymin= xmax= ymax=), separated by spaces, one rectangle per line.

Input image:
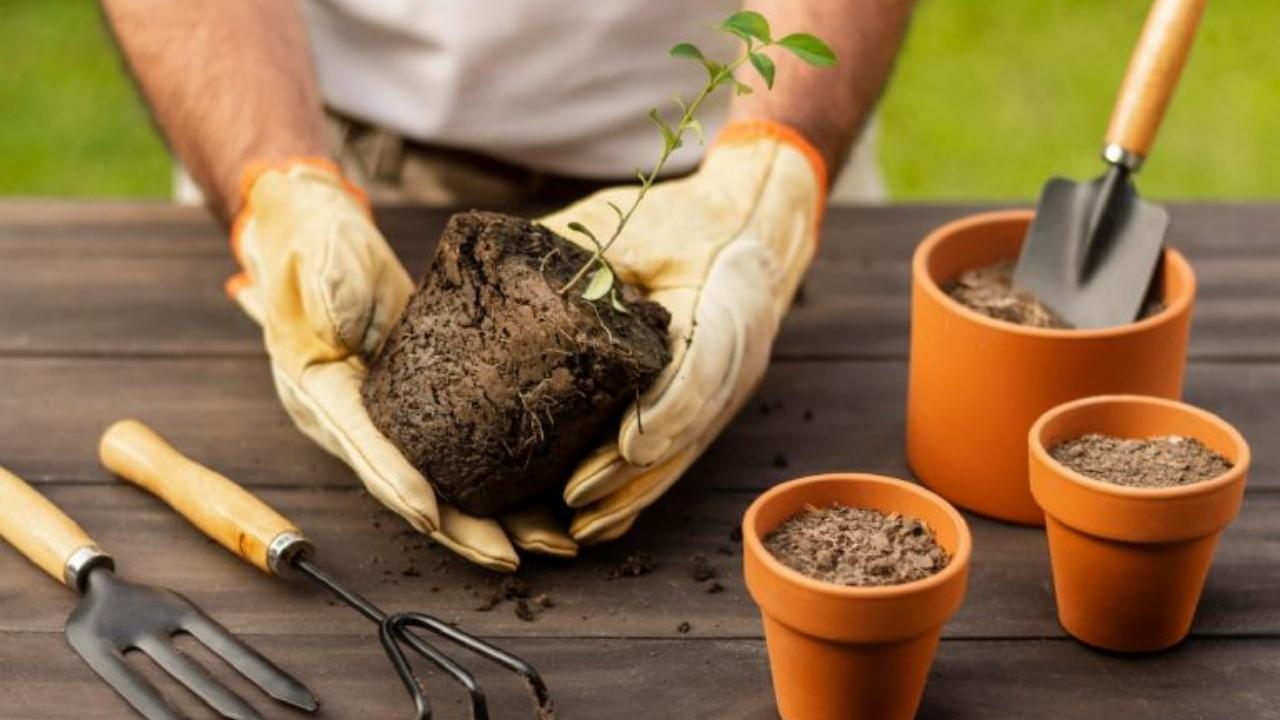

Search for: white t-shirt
xmin=300 ymin=0 xmax=883 ymax=201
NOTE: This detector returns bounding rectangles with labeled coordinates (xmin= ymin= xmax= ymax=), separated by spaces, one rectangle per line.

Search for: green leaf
xmin=734 ymin=80 xmax=754 ymax=96
xmin=685 ymin=118 xmax=705 ymax=144
xmin=606 ymin=201 xmax=626 ymax=222
xmin=777 ymin=33 xmax=837 ymax=67
xmin=582 ymin=265 xmax=614 ymax=301
xmin=720 ymin=10 xmax=771 ymax=43
xmin=649 ymin=107 xmax=682 ymax=151
xmin=669 ymin=42 xmax=705 ymax=61
xmin=567 ymin=221 xmax=601 ymax=251
xmin=671 ymin=95 xmax=688 ymax=115
xmin=749 ymin=51 xmax=775 ymax=89
xmin=609 ymin=288 xmax=630 ymax=314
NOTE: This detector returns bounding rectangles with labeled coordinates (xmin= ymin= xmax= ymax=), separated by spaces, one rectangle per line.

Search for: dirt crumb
xmin=764 ymin=504 xmax=951 ymax=586
xmin=615 ymin=551 xmax=656 ymax=578
xmin=514 ymin=600 xmax=537 ymax=622
xmin=689 ymin=554 xmax=717 ymax=582
xmin=705 ymin=582 xmax=725 ymax=594
xmin=677 ymin=622 xmax=691 ymax=634
xmin=1050 ymin=433 xmax=1232 ymax=488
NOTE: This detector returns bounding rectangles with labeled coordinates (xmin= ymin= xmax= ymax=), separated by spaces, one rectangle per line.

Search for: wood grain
xmin=99 ymin=419 xmax=300 ymax=574
xmin=2 ymin=202 xmax=1278 ymax=360
xmin=2 ymin=200 xmax=1276 ymax=718
xmin=0 ymin=467 xmax=96 ymax=587
xmin=1 ymin=484 xmax=1275 ymax=641
xmin=2 ymin=633 xmax=1277 ymax=719
xmin=1 ymin=357 xmax=1276 ymax=491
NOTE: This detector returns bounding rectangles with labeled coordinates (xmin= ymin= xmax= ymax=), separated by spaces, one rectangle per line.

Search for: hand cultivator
xmin=100 ymin=419 xmax=553 ymax=720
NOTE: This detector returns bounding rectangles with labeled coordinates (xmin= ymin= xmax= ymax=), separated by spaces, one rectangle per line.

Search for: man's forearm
xmin=729 ymin=0 xmax=914 ymax=180
xmin=102 ymin=0 xmax=330 ymax=218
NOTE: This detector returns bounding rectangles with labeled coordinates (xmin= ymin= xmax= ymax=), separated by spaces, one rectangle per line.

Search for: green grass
xmin=0 ymin=1 xmax=168 ymax=196
xmin=879 ymin=0 xmax=1280 ymax=200
xmin=1 ymin=0 xmax=1275 ymax=199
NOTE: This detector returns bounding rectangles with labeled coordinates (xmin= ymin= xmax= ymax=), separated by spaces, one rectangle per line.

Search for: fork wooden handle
xmin=0 ymin=467 xmax=104 ymax=588
xmin=99 ymin=419 xmax=307 ymax=575
xmin=1105 ymin=0 xmax=1205 ymax=160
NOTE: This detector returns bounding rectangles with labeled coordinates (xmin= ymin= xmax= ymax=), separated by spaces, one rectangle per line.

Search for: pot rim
xmin=914 ymin=209 xmax=1196 ymax=339
xmin=743 ymin=473 xmax=973 ymax=600
xmin=1029 ymin=394 xmax=1251 ymax=501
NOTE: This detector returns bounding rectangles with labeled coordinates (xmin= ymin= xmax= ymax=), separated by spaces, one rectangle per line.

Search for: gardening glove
xmin=536 ymin=119 xmax=827 ymax=544
xmin=227 ymin=158 xmax=577 ymax=572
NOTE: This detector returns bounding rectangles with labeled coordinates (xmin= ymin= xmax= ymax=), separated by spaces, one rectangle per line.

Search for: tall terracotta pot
xmin=1030 ymin=394 xmax=1249 ymax=652
xmin=906 ymin=210 xmax=1196 ymax=525
xmin=743 ymin=474 xmax=971 ymax=720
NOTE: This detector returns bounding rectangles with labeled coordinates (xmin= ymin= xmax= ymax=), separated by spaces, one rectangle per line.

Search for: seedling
xmin=559 ymin=10 xmax=836 ymax=309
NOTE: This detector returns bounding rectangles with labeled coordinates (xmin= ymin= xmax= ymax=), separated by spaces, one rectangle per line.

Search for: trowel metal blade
xmin=1015 ymin=175 xmax=1168 ymax=329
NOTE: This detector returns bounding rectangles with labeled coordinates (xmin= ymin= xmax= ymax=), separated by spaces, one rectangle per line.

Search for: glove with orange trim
xmin=227 ymin=159 xmax=577 ymax=572
xmin=533 ymin=119 xmax=826 ymax=545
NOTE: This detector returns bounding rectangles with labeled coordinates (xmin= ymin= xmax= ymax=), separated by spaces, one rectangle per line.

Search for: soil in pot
xmin=363 ymin=211 xmax=671 ymax=517
xmin=763 ymin=503 xmax=951 ymax=586
xmin=1050 ymin=433 xmax=1233 ymax=488
xmin=943 ymin=259 xmax=1164 ymax=329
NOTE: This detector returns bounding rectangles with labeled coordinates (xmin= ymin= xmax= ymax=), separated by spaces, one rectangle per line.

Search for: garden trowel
xmin=1014 ymin=0 xmax=1205 ymax=329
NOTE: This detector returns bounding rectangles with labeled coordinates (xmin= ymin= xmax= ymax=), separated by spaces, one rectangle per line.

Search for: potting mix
xmin=1049 ymin=433 xmax=1233 ymax=488
xmin=763 ymin=503 xmax=951 ymax=586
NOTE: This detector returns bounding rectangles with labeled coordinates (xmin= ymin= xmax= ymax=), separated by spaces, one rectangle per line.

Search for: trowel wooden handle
xmin=1105 ymin=0 xmax=1205 ymax=160
xmin=0 ymin=467 xmax=102 ymax=588
xmin=99 ymin=419 xmax=307 ymax=575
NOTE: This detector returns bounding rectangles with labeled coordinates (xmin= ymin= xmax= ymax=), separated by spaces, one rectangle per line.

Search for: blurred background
xmin=1 ymin=0 xmax=1274 ymax=201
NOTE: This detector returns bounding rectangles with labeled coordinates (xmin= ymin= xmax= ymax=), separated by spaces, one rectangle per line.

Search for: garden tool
xmin=0 ymin=466 xmax=316 ymax=720
xmin=1014 ymin=0 xmax=1204 ymax=329
xmin=99 ymin=419 xmax=553 ymax=720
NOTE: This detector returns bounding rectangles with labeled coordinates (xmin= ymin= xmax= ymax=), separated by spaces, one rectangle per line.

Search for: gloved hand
xmin=536 ymin=119 xmax=827 ymax=544
xmin=226 ymin=158 xmax=578 ymax=572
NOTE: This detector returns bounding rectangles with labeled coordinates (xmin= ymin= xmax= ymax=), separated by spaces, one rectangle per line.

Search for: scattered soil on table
xmin=473 ymin=576 xmax=554 ymax=621
xmin=363 ymin=211 xmax=671 ymax=517
xmin=677 ymin=621 xmax=691 ymax=634
xmin=606 ymin=551 xmax=656 ymax=580
xmin=689 ymin=554 xmax=717 ymax=582
xmin=764 ymin=504 xmax=951 ymax=586
xmin=943 ymin=259 xmax=1164 ymax=329
xmin=1050 ymin=433 xmax=1233 ymax=488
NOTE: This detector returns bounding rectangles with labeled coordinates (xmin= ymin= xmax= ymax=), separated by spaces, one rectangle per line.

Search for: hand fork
xmin=0 ymin=466 xmax=318 ymax=720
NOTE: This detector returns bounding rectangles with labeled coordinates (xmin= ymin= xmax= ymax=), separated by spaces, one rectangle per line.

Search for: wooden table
xmin=1 ymin=201 xmax=1277 ymax=719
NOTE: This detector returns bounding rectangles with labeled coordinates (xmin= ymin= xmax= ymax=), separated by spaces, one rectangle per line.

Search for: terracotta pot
xmin=1030 ymin=394 xmax=1249 ymax=652
xmin=743 ymin=474 xmax=971 ymax=720
xmin=906 ymin=209 xmax=1196 ymax=525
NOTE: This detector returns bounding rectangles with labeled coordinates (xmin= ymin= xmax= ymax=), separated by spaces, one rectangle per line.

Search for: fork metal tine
xmin=181 ymin=612 xmax=319 ymax=712
xmin=65 ymin=637 xmax=184 ymax=720
xmin=136 ymin=637 xmax=263 ymax=720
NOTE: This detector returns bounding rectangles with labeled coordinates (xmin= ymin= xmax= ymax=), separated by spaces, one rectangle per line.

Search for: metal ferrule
xmin=64 ymin=545 xmax=114 ymax=593
xmin=266 ymin=530 xmax=314 ymax=576
xmin=1102 ymin=143 xmax=1145 ymax=172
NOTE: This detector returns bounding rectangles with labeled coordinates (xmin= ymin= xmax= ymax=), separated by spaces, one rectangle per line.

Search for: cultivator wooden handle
xmin=1104 ymin=0 xmax=1205 ymax=163
xmin=99 ymin=419 xmax=310 ymax=575
xmin=0 ymin=466 xmax=109 ymax=589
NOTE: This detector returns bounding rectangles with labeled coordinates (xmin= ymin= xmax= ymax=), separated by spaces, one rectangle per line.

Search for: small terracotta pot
xmin=743 ymin=474 xmax=971 ymax=720
xmin=1030 ymin=395 xmax=1250 ymax=652
xmin=906 ymin=209 xmax=1196 ymax=525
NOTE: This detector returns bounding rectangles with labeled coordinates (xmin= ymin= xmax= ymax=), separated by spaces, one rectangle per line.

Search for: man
xmin=102 ymin=0 xmax=915 ymax=572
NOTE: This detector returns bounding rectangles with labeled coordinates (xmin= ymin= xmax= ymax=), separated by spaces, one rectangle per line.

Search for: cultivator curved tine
xmin=380 ymin=611 xmax=555 ymax=720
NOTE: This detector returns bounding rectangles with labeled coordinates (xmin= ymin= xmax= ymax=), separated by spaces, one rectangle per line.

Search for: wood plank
xmin=2 ymin=632 xmax=1277 ymax=720
xmin=1 ymin=201 xmax=1278 ymax=360
xmin=1 ymin=357 xmax=1276 ymax=490
xmin=1 ymin=484 xmax=1275 ymax=641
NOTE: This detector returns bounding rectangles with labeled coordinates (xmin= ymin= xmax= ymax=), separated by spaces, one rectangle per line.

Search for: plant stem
xmin=559 ymin=47 xmax=758 ymax=295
